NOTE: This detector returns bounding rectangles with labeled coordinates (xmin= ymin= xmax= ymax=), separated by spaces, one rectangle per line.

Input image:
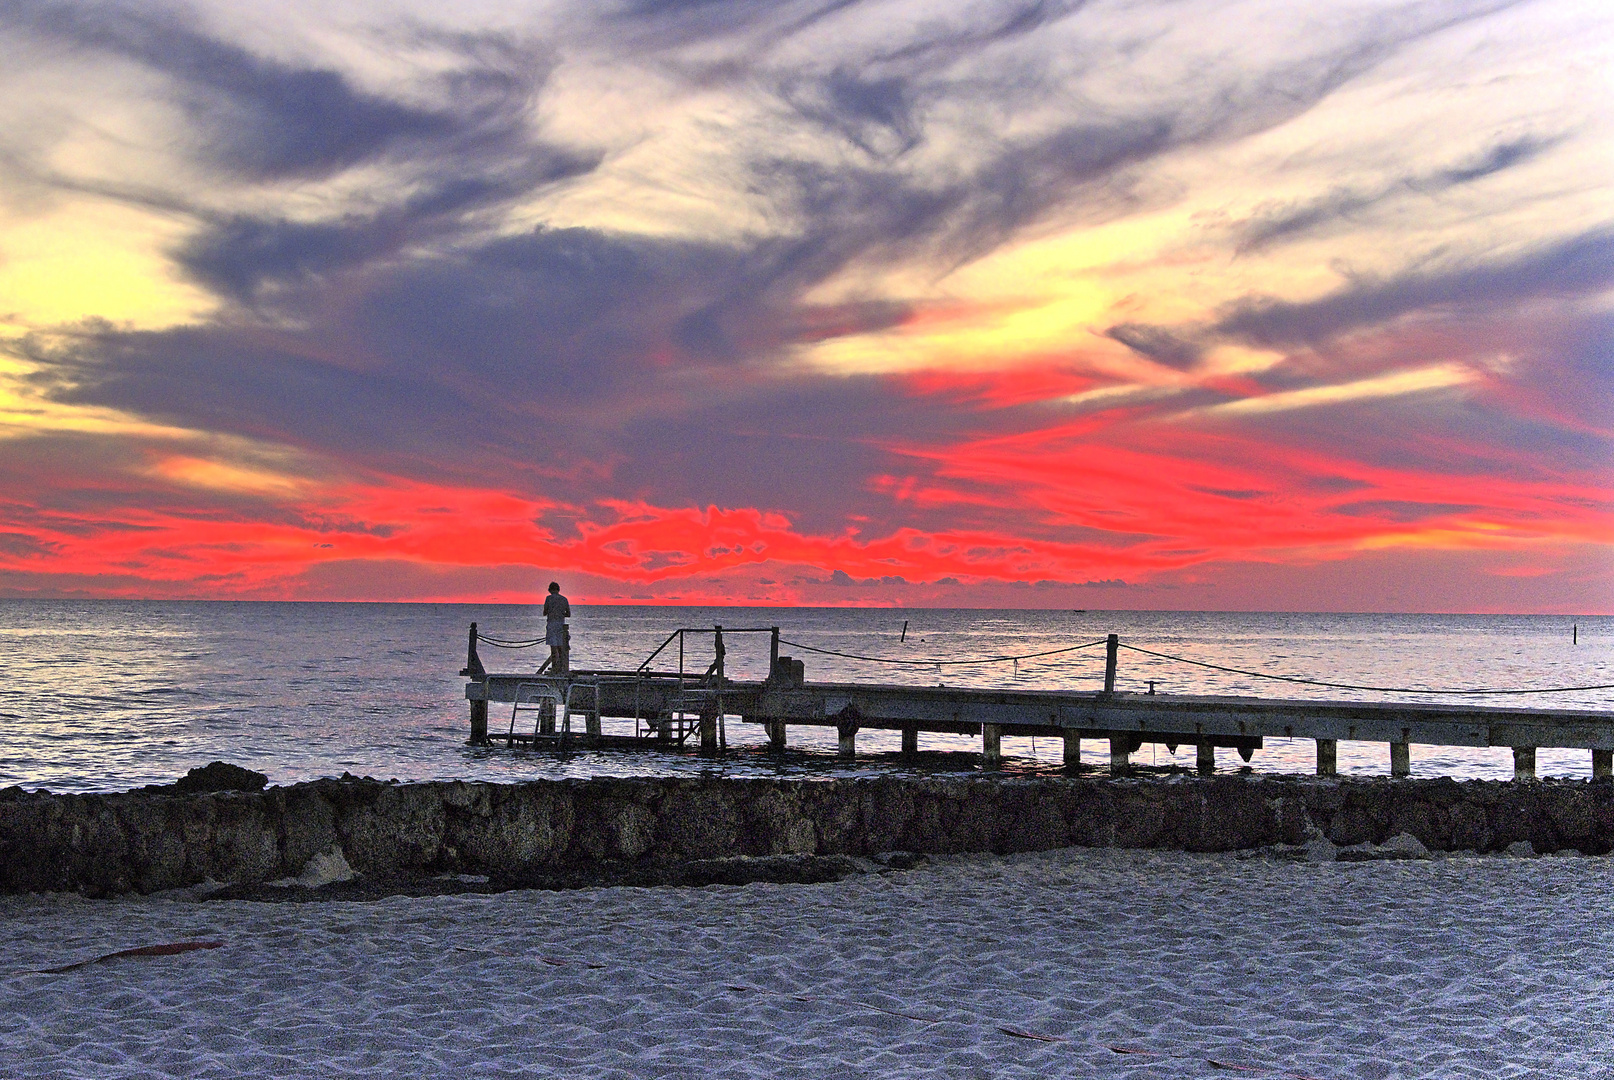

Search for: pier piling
xmin=983 ymin=724 xmax=1002 ymax=768
xmin=1110 ymin=735 xmax=1130 ymax=776
xmin=469 ymin=699 xmax=488 ymax=745
xmin=1595 ymin=749 xmax=1612 ymax=779
xmin=901 ymin=725 xmax=918 ymax=755
xmin=1063 ymin=730 xmax=1080 ymax=767
xmin=1514 ymin=746 xmax=1536 ymax=782
xmin=1197 ymin=741 xmax=1215 ymax=776
xmin=1390 ymin=741 xmax=1411 ymax=777
xmin=1316 ymin=738 xmax=1337 ymax=777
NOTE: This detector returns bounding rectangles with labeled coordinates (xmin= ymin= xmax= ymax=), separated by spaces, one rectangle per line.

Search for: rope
xmin=777 ymin=637 xmax=1110 ymax=667
xmin=1117 ymin=642 xmax=1614 ymax=696
xmin=477 ymin=634 xmax=544 ymax=649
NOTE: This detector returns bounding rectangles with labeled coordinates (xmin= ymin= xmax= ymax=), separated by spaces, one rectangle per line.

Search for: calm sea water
xmin=1 ymin=601 xmax=1608 ymax=793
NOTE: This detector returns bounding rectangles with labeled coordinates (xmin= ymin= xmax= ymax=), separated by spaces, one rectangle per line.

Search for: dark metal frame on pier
xmin=461 ymin=623 xmax=1614 ymax=780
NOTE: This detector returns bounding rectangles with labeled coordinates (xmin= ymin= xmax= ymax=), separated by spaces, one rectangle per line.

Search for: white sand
xmin=4 ymin=848 xmax=1613 ymax=1079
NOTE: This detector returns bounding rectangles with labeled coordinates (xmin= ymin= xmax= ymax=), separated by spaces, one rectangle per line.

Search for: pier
xmin=461 ymin=624 xmax=1614 ymax=780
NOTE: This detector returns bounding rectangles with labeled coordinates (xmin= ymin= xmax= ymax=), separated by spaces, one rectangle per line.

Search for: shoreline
xmin=6 ymin=768 xmax=1614 ymax=898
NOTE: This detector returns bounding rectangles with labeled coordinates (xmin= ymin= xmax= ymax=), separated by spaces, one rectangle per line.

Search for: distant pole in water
xmin=1574 ymin=623 xmax=1578 ymax=645
xmin=901 ymin=620 xmax=908 ymax=643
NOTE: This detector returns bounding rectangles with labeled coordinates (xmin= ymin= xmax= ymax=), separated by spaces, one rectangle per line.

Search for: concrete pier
xmin=468 ymin=667 xmax=1614 ymax=781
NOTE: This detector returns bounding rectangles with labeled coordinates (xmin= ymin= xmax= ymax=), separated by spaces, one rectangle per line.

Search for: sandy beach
xmin=3 ymin=847 xmax=1611 ymax=1079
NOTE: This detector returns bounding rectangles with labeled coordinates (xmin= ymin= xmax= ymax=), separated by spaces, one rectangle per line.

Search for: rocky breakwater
xmin=4 ymin=766 xmax=1614 ymax=897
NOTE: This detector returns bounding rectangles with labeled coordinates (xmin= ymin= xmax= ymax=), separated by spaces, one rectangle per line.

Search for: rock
xmin=173 ymin=762 xmax=268 ymax=793
xmin=297 ymin=846 xmax=357 ymax=887
xmin=1337 ymin=832 xmax=1430 ymax=862
xmin=1505 ymin=839 xmax=1538 ymax=858
xmin=1304 ymin=838 xmax=1339 ymax=863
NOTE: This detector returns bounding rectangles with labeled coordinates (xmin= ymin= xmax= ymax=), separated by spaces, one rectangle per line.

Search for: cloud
xmin=1235 ymin=134 xmax=1565 ymax=254
xmin=1216 ymin=227 xmax=1614 ymax=348
xmin=4 ymin=0 xmax=451 ymax=179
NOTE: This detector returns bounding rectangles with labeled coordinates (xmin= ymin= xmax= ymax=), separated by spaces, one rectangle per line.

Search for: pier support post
xmin=469 ymin=699 xmax=488 ymax=745
xmin=901 ymin=725 xmax=918 ymax=755
xmin=700 ymin=710 xmax=718 ymax=753
xmin=1513 ymin=746 xmax=1536 ymax=782
xmin=1594 ymin=748 xmax=1612 ymax=779
xmin=1316 ymin=738 xmax=1337 ymax=777
xmin=767 ymin=718 xmax=787 ymax=751
xmin=838 ymin=729 xmax=856 ymax=759
xmin=983 ymin=724 xmax=1002 ymax=768
xmin=1390 ymin=741 xmax=1410 ymax=777
xmin=1062 ymin=730 xmax=1080 ymax=767
xmin=1109 ymin=736 xmax=1130 ymax=776
xmin=1196 ymin=741 xmax=1215 ymax=776
xmin=540 ymin=702 xmax=556 ymax=736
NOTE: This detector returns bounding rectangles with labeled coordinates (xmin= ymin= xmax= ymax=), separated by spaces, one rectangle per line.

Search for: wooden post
xmin=700 ymin=708 xmax=718 ymax=753
xmin=461 ymin=622 xmax=485 ymax=677
xmin=768 ymin=718 xmax=786 ymax=751
xmin=769 ymin=626 xmax=780 ymax=674
xmin=540 ymin=701 xmax=556 ymax=736
xmin=1104 ymin=634 xmax=1119 ymax=694
xmin=838 ymin=729 xmax=856 ymax=758
xmin=1514 ymin=746 xmax=1536 ymax=782
xmin=1390 ymin=741 xmax=1410 ymax=777
xmin=1109 ymin=735 xmax=1129 ymax=776
xmin=469 ymin=698 xmax=488 ymax=745
xmin=1197 ymin=741 xmax=1215 ymax=776
xmin=1063 ymin=730 xmax=1080 ymax=767
xmin=901 ymin=725 xmax=918 ymax=755
xmin=983 ymin=724 xmax=1002 ymax=768
xmin=1316 ymin=738 xmax=1337 ymax=776
xmin=1594 ymin=748 xmax=1612 ymax=779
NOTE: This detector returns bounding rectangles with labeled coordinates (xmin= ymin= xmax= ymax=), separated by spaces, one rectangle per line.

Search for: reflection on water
xmin=0 ymin=601 xmax=1607 ymax=792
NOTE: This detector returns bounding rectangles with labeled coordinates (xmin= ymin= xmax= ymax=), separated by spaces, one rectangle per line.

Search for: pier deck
xmin=464 ymin=662 xmax=1614 ymax=780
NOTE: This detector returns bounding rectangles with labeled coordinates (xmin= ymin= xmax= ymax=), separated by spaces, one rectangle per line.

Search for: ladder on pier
xmin=636 ymin=680 xmax=726 ymax=748
xmin=505 ymin=678 xmax=602 ymax=748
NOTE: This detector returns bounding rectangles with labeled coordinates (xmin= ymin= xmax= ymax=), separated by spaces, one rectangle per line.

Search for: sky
xmin=0 ymin=0 xmax=1609 ymax=611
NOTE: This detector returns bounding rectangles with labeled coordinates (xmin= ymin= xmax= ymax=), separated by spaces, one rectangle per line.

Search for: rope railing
xmin=777 ymin=637 xmax=1110 ymax=667
xmin=467 ymin=620 xmax=1609 ymax=698
xmin=477 ymin=633 xmax=544 ymax=649
xmin=1117 ymin=642 xmax=1614 ymax=696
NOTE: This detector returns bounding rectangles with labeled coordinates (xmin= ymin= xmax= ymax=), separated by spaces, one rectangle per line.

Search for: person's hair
xmin=548 ymin=581 xmax=560 ymax=592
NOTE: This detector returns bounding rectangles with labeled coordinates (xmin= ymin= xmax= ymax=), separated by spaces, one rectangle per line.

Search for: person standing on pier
xmin=544 ymin=581 xmax=571 ymax=674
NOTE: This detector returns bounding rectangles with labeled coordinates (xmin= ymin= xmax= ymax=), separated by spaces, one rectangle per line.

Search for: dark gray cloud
xmin=5 ymin=1 xmax=447 ymax=178
xmin=1237 ymin=134 xmax=1564 ymax=253
xmin=1105 ymin=323 xmax=1202 ymax=370
xmin=1217 ymin=227 xmax=1614 ymax=348
xmin=3 ymin=0 xmax=592 ymax=211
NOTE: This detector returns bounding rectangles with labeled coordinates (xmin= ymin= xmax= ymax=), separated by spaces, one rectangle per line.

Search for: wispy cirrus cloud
xmin=0 ymin=0 xmax=1607 ymax=609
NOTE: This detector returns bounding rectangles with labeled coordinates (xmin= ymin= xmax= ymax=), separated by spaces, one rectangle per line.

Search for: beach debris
xmin=37 ymin=941 xmax=223 ymax=974
xmin=997 ymin=1026 xmax=1064 ymax=1042
xmin=1106 ymin=1046 xmax=1162 ymax=1056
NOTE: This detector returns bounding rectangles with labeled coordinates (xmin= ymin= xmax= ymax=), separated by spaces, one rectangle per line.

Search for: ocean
xmin=1 ymin=601 xmax=1608 ymax=793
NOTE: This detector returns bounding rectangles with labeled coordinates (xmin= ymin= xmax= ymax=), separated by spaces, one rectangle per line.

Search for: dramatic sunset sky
xmin=0 ymin=0 xmax=1609 ymax=609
